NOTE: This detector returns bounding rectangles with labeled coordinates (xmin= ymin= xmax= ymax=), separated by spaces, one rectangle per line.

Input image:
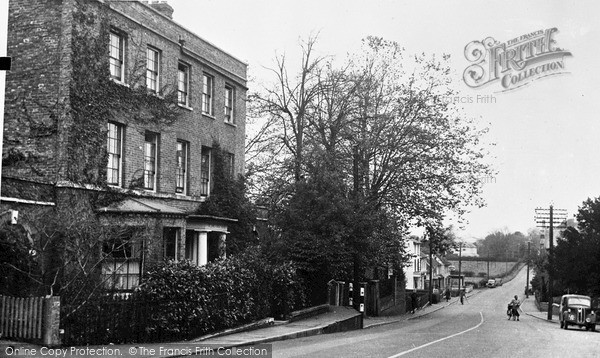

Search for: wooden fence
xmin=0 ymin=295 xmax=61 ymax=346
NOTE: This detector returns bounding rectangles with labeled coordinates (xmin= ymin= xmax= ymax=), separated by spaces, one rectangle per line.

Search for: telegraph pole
xmin=486 ymin=248 xmax=490 ymax=281
xmin=526 ymin=241 xmax=531 ymax=298
xmin=458 ymin=242 xmax=462 ymax=291
xmin=535 ymin=205 xmax=567 ymax=321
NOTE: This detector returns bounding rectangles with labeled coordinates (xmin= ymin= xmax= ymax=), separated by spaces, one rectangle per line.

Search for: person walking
xmin=510 ymin=295 xmax=521 ymax=321
xmin=460 ymin=288 xmax=468 ymax=304
xmin=410 ymin=289 xmax=418 ymax=313
xmin=444 ymin=287 xmax=451 ymax=302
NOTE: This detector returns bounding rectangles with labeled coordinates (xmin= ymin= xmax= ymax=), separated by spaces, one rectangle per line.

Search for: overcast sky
xmin=167 ymin=0 xmax=600 ymax=240
xmin=4 ymin=1 xmax=598 ymax=240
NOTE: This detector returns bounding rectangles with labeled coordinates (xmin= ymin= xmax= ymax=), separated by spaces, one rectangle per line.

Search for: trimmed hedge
xmin=136 ymin=248 xmax=306 ymax=339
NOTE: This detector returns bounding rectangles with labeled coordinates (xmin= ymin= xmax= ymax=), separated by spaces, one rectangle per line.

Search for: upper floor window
xmin=146 ymin=47 xmax=160 ymax=93
xmin=107 ymin=122 xmax=123 ymax=187
xmin=144 ymin=132 xmax=159 ymax=191
xmin=200 ymin=147 xmax=211 ymax=196
xmin=176 ymin=140 xmax=188 ymax=194
xmin=109 ymin=31 xmax=125 ymax=82
xmin=224 ymin=85 xmax=234 ymax=123
xmin=178 ymin=62 xmax=189 ymax=106
xmin=224 ymin=152 xmax=234 ymax=179
xmin=202 ymin=74 xmax=214 ymax=116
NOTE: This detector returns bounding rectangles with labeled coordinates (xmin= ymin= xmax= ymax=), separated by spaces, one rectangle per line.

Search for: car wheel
xmin=592 ymin=325 xmax=596 ymax=332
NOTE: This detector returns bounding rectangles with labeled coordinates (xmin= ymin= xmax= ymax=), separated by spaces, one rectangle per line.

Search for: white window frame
xmin=107 ymin=122 xmax=123 ymax=187
xmin=200 ymin=147 xmax=211 ymax=196
xmin=177 ymin=62 xmax=189 ymax=106
xmin=224 ymin=85 xmax=234 ymax=123
xmin=146 ymin=46 xmax=160 ymax=94
xmin=144 ymin=132 xmax=158 ymax=191
xmin=109 ymin=31 xmax=125 ymax=82
xmin=176 ymin=140 xmax=188 ymax=194
xmin=202 ymin=73 xmax=214 ymax=116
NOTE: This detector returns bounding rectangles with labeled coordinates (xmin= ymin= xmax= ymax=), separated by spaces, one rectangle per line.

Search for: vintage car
xmin=559 ymin=294 xmax=596 ymax=331
xmin=486 ymin=279 xmax=496 ymax=288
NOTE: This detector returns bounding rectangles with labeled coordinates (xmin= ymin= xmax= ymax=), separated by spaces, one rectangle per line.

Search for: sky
xmin=164 ymin=0 xmax=600 ymax=241
xmin=4 ymin=0 xmax=599 ymax=241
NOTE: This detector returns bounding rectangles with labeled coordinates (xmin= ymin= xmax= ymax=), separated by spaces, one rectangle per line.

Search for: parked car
xmin=559 ymin=294 xmax=596 ymax=331
xmin=486 ymin=279 xmax=496 ymax=288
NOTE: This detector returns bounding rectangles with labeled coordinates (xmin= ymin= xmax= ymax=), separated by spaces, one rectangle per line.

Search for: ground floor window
xmin=163 ymin=227 xmax=180 ymax=261
xmin=102 ymin=227 xmax=144 ymax=291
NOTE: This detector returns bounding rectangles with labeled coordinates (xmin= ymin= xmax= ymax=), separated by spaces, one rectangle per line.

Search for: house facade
xmin=450 ymin=241 xmax=478 ymax=257
xmin=2 ymin=0 xmax=247 ymax=291
xmin=404 ymin=237 xmax=426 ymax=290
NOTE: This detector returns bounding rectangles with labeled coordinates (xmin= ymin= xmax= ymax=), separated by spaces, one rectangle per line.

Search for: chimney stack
xmin=145 ymin=1 xmax=174 ymax=19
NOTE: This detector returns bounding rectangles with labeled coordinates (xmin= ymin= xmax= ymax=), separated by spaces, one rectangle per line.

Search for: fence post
xmin=358 ymin=282 xmax=367 ymax=316
xmin=368 ymin=280 xmax=380 ymax=316
xmin=42 ymin=296 xmax=60 ymax=347
xmin=327 ymin=280 xmax=338 ymax=306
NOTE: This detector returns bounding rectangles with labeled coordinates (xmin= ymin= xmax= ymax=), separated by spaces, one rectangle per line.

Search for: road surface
xmin=271 ymin=267 xmax=600 ymax=357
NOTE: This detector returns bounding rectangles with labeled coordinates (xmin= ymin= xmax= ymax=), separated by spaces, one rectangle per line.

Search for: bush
xmin=136 ymin=248 xmax=306 ymax=339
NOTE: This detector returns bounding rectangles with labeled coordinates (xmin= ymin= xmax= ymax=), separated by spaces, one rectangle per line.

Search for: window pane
xmin=178 ymin=63 xmax=188 ymax=105
xmin=176 ymin=141 xmax=187 ymax=194
xmin=146 ymin=47 xmax=159 ymax=93
xmin=144 ymin=132 xmax=157 ymax=190
xmin=225 ymin=86 xmax=234 ymax=123
xmin=109 ymin=32 xmax=123 ymax=81
xmin=163 ymin=227 xmax=179 ymax=260
xmin=200 ymin=148 xmax=210 ymax=196
xmin=202 ymin=74 xmax=213 ymax=115
xmin=107 ymin=122 xmax=122 ymax=186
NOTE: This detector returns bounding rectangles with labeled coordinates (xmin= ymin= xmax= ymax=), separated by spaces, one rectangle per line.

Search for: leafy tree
xmin=197 ymin=143 xmax=257 ymax=255
xmin=476 ymin=231 xmax=527 ymax=261
xmin=248 ymin=35 xmax=492 ymax=300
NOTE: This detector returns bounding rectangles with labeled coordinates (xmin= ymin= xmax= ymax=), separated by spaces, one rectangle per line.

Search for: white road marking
xmin=387 ymin=312 xmax=485 ymax=358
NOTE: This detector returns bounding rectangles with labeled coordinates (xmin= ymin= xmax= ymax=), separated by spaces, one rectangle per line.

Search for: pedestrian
xmin=510 ymin=295 xmax=521 ymax=321
xmin=460 ymin=288 xmax=468 ymax=304
xmin=410 ymin=289 xmax=418 ymax=313
xmin=444 ymin=287 xmax=451 ymax=302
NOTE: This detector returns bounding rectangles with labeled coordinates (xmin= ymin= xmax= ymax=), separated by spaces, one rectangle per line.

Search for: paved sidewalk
xmin=364 ymin=289 xmax=481 ymax=329
xmin=521 ymin=296 xmax=558 ymax=323
xmin=0 ymin=292 xmax=481 ymax=358
xmin=0 ymin=306 xmax=363 ymax=358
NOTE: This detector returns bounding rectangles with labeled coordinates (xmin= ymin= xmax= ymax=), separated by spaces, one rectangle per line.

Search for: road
xmin=271 ymin=267 xmax=600 ymax=358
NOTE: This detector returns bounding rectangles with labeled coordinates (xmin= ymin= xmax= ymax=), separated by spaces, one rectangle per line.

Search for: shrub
xmin=136 ymin=248 xmax=306 ymax=340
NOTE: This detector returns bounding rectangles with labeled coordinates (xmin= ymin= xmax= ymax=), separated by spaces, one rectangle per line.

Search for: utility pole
xmin=458 ymin=242 xmax=462 ymax=292
xmin=548 ymin=207 xmax=554 ymax=320
xmin=487 ymin=248 xmax=490 ymax=281
xmin=526 ymin=241 xmax=531 ymax=298
xmin=428 ymin=241 xmax=433 ymax=304
xmin=535 ymin=205 xmax=567 ymax=321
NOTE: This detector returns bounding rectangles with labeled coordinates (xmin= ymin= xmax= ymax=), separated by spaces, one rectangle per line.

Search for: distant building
xmin=404 ymin=237 xmax=425 ymax=290
xmin=451 ymin=242 xmax=478 ymax=257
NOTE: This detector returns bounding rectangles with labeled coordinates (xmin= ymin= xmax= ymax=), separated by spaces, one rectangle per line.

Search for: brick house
xmin=2 ymin=0 xmax=247 ymax=291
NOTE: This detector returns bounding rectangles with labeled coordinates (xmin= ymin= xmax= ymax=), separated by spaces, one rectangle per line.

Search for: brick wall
xmin=4 ymin=0 xmax=75 ymax=183
xmin=4 ymin=0 xmax=247 ymax=206
xmin=103 ymin=0 xmax=247 ymax=197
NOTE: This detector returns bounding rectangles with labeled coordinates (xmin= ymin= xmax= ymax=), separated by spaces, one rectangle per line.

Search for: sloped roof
xmin=97 ymin=198 xmax=186 ymax=216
